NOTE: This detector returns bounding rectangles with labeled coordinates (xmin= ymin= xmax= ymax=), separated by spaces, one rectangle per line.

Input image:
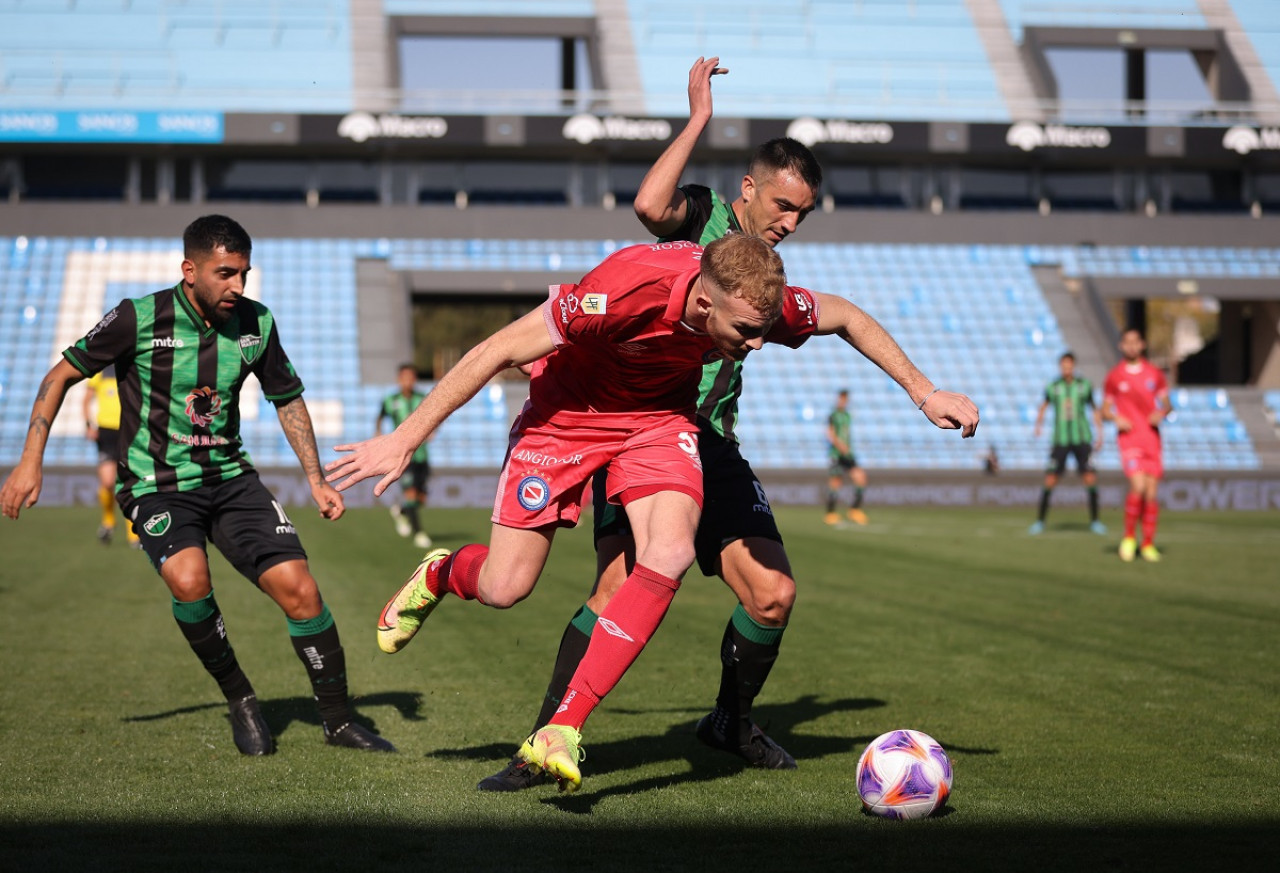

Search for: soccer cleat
xmin=1119 ymin=537 xmax=1137 ymax=562
xmin=96 ymin=524 xmax=114 ymax=545
xmin=1028 ymin=520 xmax=1045 ymax=535
xmin=477 ymin=755 xmax=552 ymax=792
xmin=377 ymin=548 xmax=451 ymax=653
xmin=228 ymin=695 xmax=275 ymax=756
xmin=390 ymin=505 xmax=412 ymax=538
xmin=413 ymin=531 xmax=433 ymax=549
xmin=324 ymin=721 xmax=396 ymax=752
xmin=823 ymin=512 xmax=839 ymax=525
xmin=847 ymin=509 xmax=868 ymax=525
xmin=517 ymin=724 xmax=585 ymax=793
xmin=1140 ymin=544 xmax=1162 ymax=563
xmin=1090 ymin=520 xmax=1108 ymax=535
xmin=696 ymin=713 xmax=797 ymax=770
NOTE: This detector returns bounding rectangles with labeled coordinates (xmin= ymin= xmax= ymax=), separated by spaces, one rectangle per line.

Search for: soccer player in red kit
xmin=1102 ymin=328 xmax=1170 ymax=562
xmin=325 ymin=235 xmax=821 ymax=791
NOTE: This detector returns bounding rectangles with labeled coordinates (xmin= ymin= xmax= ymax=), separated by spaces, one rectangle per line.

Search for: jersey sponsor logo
xmin=752 ymin=480 xmax=774 ymax=516
xmin=184 ymin=386 xmax=223 ymax=427
xmin=511 ymin=449 xmax=583 ymax=466
xmin=617 ymin=342 xmax=647 ymax=357
xmin=597 ymin=617 xmax=634 ymax=642
xmin=170 ymin=433 xmax=231 ymax=447
xmin=580 ymin=293 xmax=606 ymax=315
xmin=85 ymin=307 xmax=119 ymax=342
xmin=337 ymin=111 xmax=448 ymax=143
xmin=150 ymin=336 xmax=185 ymax=349
xmin=1222 ymin=125 xmax=1280 ymax=155
xmin=562 ymin=113 xmax=672 ymax=145
xmin=1006 ymin=120 xmax=1111 ymax=152
xmin=786 ymin=117 xmax=894 ymax=148
xmin=238 ymin=333 xmax=263 ymax=364
xmin=516 ymin=475 xmax=551 ymax=511
xmin=142 ymin=512 xmax=171 ymax=537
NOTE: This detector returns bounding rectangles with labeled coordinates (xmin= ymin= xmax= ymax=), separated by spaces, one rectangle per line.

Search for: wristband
xmin=917 ymin=389 xmax=941 ymax=410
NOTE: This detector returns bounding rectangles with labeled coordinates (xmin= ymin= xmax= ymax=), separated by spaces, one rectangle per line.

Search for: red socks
xmin=1141 ymin=499 xmax=1159 ymax=547
xmin=1123 ymin=492 xmax=1142 ymax=539
xmin=432 ymin=544 xmax=489 ymax=602
xmin=550 ymin=564 xmax=681 ymax=730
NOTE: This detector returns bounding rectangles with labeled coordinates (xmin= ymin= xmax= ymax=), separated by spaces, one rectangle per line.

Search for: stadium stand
xmin=998 ymin=0 xmax=1206 ymax=41
xmin=0 ymin=235 xmax=1261 ymax=473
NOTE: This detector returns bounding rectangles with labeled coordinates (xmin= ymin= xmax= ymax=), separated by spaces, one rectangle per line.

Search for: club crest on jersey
xmin=516 ymin=475 xmax=551 ymax=511
xmin=143 ymin=512 xmax=172 ymax=537
xmin=581 ymin=293 xmax=607 ymax=315
xmin=238 ymin=333 xmax=264 ymax=364
xmin=185 ymin=386 xmax=222 ymax=427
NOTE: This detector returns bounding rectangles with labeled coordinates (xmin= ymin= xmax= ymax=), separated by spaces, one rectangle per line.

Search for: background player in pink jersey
xmin=1102 ymin=328 xmax=1170 ymax=562
xmin=327 ymin=235 xmax=819 ymax=791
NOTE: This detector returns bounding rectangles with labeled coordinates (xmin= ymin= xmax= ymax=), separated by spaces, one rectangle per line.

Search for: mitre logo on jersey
xmin=185 ymin=386 xmax=222 ymax=427
xmin=238 ymin=333 xmax=263 ymax=364
xmin=151 ymin=336 xmax=185 ymax=349
xmin=581 ymin=294 xmax=607 ymax=315
xmin=786 ymin=117 xmax=894 ymax=148
xmin=562 ymin=114 xmax=672 ymax=145
xmin=1006 ymin=120 xmax=1111 ymax=152
xmin=516 ymin=475 xmax=551 ymax=511
xmin=1222 ymin=125 xmax=1280 ymax=155
xmin=337 ymin=111 xmax=447 ymax=143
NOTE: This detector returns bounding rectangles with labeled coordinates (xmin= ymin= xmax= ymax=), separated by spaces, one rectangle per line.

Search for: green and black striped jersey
xmin=828 ymin=407 xmax=853 ymax=460
xmin=63 ymin=283 xmax=304 ymax=500
xmin=659 ymin=184 xmax=756 ymax=442
xmin=1044 ymin=376 xmax=1095 ymax=446
xmin=379 ymin=391 xmax=428 ymax=463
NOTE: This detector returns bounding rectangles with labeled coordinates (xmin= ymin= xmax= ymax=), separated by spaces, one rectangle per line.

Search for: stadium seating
xmin=0 ymin=235 xmax=1262 ymax=473
xmin=998 ymin=0 xmax=1205 ymax=41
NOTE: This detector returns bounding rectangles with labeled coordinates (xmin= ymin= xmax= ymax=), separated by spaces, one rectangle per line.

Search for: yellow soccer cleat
xmin=847 ymin=508 xmax=868 ymax=525
xmin=1118 ymin=537 xmax=1136 ymax=562
xmin=1140 ymin=544 xmax=1161 ymax=563
xmin=376 ymin=548 xmax=451 ymax=654
xmin=823 ymin=512 xmax=840 ymax=525
xmin=518 ymin=724 xmax=585 ymax=793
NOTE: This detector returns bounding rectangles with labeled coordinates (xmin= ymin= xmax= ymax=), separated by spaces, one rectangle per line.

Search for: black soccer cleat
xmin=696 ymin=713 xmax=797 ymax=770
xmin=477 ymin=755 xmax=552 ymax=792
xmin=228 ymin=695 xmax=275 ymax=756
xmin=324 ymin=721 xmax=396 ymax=752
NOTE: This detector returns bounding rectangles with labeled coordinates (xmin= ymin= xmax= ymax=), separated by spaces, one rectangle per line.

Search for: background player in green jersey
xmin=825 ymin=389 xmax=869 ymax=526
xmin=477 ymin=57 xmax=980 ymax=791
xmin=1030 ymin=351 xmax=1106 ymax=535
xmin=1 ymin=215 xmax=393 ymax=757
xmin=377 ymin=364 xmax=432 ymax=549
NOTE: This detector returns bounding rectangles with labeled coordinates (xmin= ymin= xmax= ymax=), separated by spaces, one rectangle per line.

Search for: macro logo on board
xmin=785 ymin=117 xmax=894 ymax=148
xmin=337 ymin=111 xmax=448 ymax=143
xmin=1222 ymin=125 xmax=1280 ymax=155
xmin=1006 ymin=121 xmax=1111 ymax=152
xmin=561 ymin=114 xmax=672 ymax=144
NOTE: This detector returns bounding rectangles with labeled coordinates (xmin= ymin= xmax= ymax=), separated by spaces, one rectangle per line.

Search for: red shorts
xmin=492 ymin=413 xmax=703 ymax=529
xmin=1119 ymin=436 xmax=1163 ymax=479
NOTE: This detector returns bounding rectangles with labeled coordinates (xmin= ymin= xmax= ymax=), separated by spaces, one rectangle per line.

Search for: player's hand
xmin=688 ymin=56 xmax=727 ymax=121
xmin=86 ymin=426 xmax=99 ymax=442
xmin=1148 ymin=411 xmax=1164 ymax=426
xmin=921 ymin=390 xmax=980 ymax=438
xmin=1115 ymin=416 xmax=1132 ymax=433
xmin=310 ymin=480 xmax=345 ymax=521
xmin=325 ymin=433 xmax=413 ymax=497
xmin=1033 ymin=425 xmax=1041 ymax=438
xmin=0 ymin=463 xmax=42 ymax=520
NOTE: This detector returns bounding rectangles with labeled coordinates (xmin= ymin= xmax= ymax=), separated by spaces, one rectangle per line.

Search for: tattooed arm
xmin=275 ymin=396 xmax=344 ymax=520
xmin=1 ymin=359 xmax=86 ymax=519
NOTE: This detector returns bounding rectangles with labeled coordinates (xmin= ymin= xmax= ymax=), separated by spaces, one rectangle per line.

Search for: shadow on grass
xmin=3 ymin=820 xmax=1274 ymax=873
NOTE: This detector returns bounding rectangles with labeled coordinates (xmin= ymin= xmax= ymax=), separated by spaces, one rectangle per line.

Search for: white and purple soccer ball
xmin=856 ymin=729 xmax=953 ymax=819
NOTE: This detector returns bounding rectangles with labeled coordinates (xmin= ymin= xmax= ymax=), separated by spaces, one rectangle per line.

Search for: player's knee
xmin=477 ymin=577 xmax=535 ymax=609
xmin=636 ymin=541 xmax=696 ymax=581
xmin=166 ymin=573 xmax=213 ymax=602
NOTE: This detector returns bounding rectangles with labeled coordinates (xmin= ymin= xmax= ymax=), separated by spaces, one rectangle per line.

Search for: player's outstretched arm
xmin=276 ymin=396 xmax=344 ymax=520
xmin=326 ymin=307 xmax=556 ymax=495
xmin=812 ymin=292 xmax=979 ymax=437
xmin=633 ymin=56 xmax=727 ymax=236
xmin=0 ymin=359 xmax=85 ymax=519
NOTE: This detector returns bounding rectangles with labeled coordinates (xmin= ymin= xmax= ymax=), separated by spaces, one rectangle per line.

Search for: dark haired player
xmin=378 ymin=363 xmax=433 ymax=549
xmin=1030 ymin=352 xmax=1105 ymax=535
xmin=476 ymin=57 xmax=979 ymax=791
xmin=1 ymin=214 xmax=394 ymax=756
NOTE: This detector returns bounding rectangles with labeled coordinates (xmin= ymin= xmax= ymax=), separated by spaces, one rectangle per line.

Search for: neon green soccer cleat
xmin=1140 ymin=544 xmax=1162 ymax=562
xmin=518 ymin=724 xmax=585 ymax=793
xmin=376 ymin=548 xmax=451 ymax=654
xmin=1118 ymin=537 xmax=1137 ymax=562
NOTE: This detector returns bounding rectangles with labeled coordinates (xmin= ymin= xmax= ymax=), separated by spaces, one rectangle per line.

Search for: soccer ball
xmin=856 ymin=729 xmax=953 ymax=819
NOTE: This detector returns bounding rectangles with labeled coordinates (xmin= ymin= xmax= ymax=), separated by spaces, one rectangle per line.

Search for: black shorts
xmin=95 ymin=427 xmax=120 ymax=464
xmin=121 ymin=472 xmax=307 ymax=582
xmin=593 ymin=429 xmax=782 ymax=577
xmin=828 ymin=454 xmax=858 ymax=477
xmin=400 ymin=460 xmax=430 ymax=496
xmin=1047 ymin=443 xmax=1094 ymax=477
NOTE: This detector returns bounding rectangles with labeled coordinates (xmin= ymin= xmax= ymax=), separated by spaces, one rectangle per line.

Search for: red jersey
xmin=1104 ymin=359 xmax=1167 ymax=446
xmin=532 ymin=241 xmax=818 ymax=428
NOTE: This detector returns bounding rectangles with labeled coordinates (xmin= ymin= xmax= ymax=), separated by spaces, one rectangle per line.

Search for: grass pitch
xmin=1 ymin=503 xmax=1276 ymax=872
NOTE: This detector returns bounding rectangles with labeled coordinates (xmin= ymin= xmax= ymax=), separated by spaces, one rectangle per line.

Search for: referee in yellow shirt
xmin=83 ymin=364 xmax=139 ymax=546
